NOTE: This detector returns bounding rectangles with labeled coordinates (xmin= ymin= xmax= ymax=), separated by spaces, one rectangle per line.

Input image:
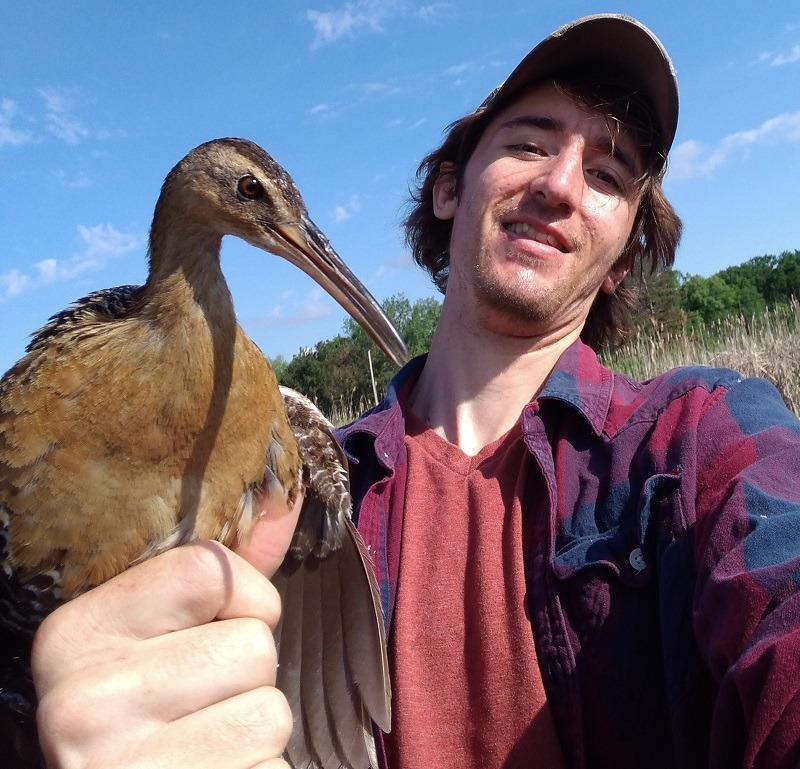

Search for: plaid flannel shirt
xmin=337 ymin=339 xmax=800 ymax=769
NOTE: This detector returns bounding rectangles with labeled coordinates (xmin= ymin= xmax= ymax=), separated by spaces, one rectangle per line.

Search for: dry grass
xmin=602 ymin=298 xmax=800 ymax=414
xmin=327 ymin=300 xmax=800 ymax=424
xmin=328 ymin=395 xmax=374 ymax=428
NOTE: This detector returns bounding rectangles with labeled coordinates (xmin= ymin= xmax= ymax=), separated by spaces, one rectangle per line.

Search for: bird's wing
xmin=0 ymin=284 xmax=145 ymax=572
xmin=23 ymin=285 xmax=143 ymax=354
xmin=0 ymin=285 xmax=146 ymax=740
xmin=1 ymin=283 xmax=146 ymax=562
xmin=273 ymin=388 xmax=390 ymax=769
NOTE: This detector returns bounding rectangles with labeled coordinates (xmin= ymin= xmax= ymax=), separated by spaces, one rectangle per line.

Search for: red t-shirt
xmin=383 ymin=406 xmax=566 ymax=768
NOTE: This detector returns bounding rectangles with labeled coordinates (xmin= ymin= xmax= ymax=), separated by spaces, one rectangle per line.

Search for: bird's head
xmin=156 ymin=138 xmax=408 ymax=368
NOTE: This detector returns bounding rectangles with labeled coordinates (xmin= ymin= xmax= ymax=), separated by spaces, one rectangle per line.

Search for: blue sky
xmin=2 ymin=1 xmax=799 ymax=376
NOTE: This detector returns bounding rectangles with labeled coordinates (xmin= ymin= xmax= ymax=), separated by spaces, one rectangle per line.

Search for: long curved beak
xmin=270 ymin=214 xmax=409 ymax=368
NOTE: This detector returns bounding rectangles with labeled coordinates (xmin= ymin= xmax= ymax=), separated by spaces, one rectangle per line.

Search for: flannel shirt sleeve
xmin=690 ymin=375 xmax=800 ymax=768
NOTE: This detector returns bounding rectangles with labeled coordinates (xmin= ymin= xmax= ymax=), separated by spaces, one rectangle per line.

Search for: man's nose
xmin=529 ymin=142 xmax=584 ymax=210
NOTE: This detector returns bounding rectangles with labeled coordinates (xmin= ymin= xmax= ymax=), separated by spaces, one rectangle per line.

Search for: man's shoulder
xmin=546 ymin=341 xmax=753 ymax=434
xmin=615 ymin=363 xmax=746 ymax=401
xmin=607 ymin=362 xmax=794 ymax=434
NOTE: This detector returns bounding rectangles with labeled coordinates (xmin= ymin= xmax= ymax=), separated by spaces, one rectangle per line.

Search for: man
xmin=339 ymin=13 xmax=800 ymax=768
xmin=17 ymin=13 xmax=800 ymax=769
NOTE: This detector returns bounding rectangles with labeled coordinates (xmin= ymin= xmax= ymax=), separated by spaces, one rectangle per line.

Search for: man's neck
xmin=406 ymin=304 xmax=582 ymax=456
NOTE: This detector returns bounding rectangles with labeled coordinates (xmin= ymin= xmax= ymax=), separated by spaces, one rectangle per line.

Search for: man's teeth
xmin=505 ymin=222 xmax=560 ymax=248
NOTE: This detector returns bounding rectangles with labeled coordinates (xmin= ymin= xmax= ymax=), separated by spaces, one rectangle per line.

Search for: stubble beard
xmin=469 ymin=199 xmax=578 ymax=329
xmin=471 ymin=243 xmax=563 ymax=333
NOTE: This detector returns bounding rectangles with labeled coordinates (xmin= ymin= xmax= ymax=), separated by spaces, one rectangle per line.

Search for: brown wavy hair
xmin=404 ymin=69 xmax=683 ymax=350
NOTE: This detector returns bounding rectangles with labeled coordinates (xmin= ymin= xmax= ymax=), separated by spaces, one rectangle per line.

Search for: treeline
xmin=274 ymin=248 xmax=800 ymax=419
xmin=638 ymin=249 xmax=800 ymax=332
xmin=273 ymin=294 xmax=441 ymax=418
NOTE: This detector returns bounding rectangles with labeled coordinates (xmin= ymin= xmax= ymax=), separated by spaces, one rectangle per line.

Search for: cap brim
xmin=481 ymin=14 xmax=678 ymax=158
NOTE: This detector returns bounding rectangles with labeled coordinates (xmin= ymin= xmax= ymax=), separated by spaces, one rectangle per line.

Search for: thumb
xmin=234 ymin=490 xmax=304 ymax=579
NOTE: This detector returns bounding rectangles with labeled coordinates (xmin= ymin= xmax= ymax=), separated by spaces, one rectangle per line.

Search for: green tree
xmin=404 ymin=296 xmax=442 ymax=357
xmin=268 ymin=354 xmax=289 ymax=382
xmin=715 ymin=263 xmax=766 ymax=318
xmin=630 ymin=268 xmax=685 ymax=333
xmin=680 ymin=273 xmax=739 ymax=325
xmin=279 ymin=293 xmax=442 ymax=419
xmin=767 ymin=250 xmax=800 ymax=305
xmin=343 ymin=292 xmax=442 ymax=402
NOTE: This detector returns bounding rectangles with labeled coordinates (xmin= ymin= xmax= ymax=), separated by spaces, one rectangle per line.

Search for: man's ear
xmin=432 ymin=161 xmax=458 ymax=220
xmin=600 ymin=260 xmax=630 ymax=295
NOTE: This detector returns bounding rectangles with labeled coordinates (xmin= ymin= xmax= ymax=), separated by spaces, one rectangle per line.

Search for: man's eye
xmin=510 ymin=143 xmax=545 ymax=156
xmin=590 ymin=168 xmax=624 ymax=192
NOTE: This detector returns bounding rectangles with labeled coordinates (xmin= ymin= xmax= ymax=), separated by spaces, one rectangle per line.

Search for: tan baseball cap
xmin=479 ymin=14 xmax=679 ymax=161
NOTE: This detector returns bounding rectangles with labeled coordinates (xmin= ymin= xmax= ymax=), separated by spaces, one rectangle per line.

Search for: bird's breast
xmin=2 ymin=311 xmax=299 ymax=593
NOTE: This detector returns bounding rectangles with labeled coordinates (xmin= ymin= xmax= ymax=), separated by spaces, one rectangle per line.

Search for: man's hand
xmin=31 ymin=493 xmax=302 ymax=769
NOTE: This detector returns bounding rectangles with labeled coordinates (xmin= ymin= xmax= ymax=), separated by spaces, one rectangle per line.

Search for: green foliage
xmin=276 ymin=249 xmax=800 ymax=421
xmin=767 ymin=250 xmax=800 ymax=305
xmin=627 ymin=252 xmax=797 ymax=334
xmin=681 ymin=273 xmax=741 ymax=324
xmin=278 ymin=293 xmax=441 ymax=421
xmin=344 ymin=294 xmax=442 ymax=358
xmin=268 ymin=354 xmax=289 ymax=382
xmin=629 ymin=268 xmax=685 ymax=333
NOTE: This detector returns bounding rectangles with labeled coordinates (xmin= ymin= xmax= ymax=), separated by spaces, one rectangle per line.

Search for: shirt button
xmin=629 ymin=548 xmax=646 ymax=572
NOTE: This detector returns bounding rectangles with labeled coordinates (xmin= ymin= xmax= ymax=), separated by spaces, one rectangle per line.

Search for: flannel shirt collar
xmin=338 ymin=339 xmax=614 ymax=467
xmin=536 ymin=339 xmax=614 ymax=437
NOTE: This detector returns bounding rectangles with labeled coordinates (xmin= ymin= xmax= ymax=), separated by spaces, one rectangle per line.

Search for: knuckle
xmin=209 ymin=687 xmax=293 ymax=755
xmin=261 ymin=579 xmax=282 ymax=629
xmin=31 ymin=603 xmax=82 ymax=689
xmin=247 ymin=687 xmax=293 ymax=746
xmin=172 ymin=540 xmax=236 ymax=614
xmin=180 ymin=540 xmax=231 ymax=587
xmin=239 ymin=616 xmax=278 ymax=670
xmin=265 ymin=687 xmax=293 ymax=740
xmin=36 ymin=681 xmax=91 ymax=760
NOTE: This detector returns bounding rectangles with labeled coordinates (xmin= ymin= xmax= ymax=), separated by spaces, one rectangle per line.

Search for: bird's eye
xmin=237 ymin=175 xmax=264 ymax=200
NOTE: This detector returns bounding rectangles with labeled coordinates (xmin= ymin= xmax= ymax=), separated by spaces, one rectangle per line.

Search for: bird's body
xmin=0 ymin=138 xmax=400 ymax=768
xmin=2 ymin=280 xmax=291 ymax=595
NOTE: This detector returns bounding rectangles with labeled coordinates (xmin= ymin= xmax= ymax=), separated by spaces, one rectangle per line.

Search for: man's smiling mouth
xmin=504 ymin=222 xmax=566 ymax=252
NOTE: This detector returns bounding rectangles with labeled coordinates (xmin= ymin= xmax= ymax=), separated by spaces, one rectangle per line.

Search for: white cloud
xmin=310 ymin=79 xmax=401 ymax=120
xmin=441 ymin=57 xmax=504 ymax=92
xmin=352 ymin=81 xmax=397 ymax=98
xmin=444 ymin=62 xmax=471 ymax=77
xmin=374 ymin=251 xmax=413 ymax=279
xmin=331 ymin=194 xmax=362 ymax=222
xmin=668 ymin=110 xmax=800 ymax=181
xmin=416 ymin=3 xmax=450 ymax=22
xmin=0 ymin=224 xmax=143 ymax=301
xmin=34 ymin=259 xmax=59 ymax=283
xmin=38 ymin=87 xmax=90 ymax=145
xmin=769 ymin=43 xmax=800 ymax=66
xmin=308 ymin=101 xmax=342 ymax=120
xmin=78 ymin=223 xmax=141 ymax=259
xmin=250 ymin=286 xmax=334 ymax=328
xmin=52 ymin=168 xmax=92 ymax=188
xmin=0 ymin=269 xmax=30 ymax=299
xmin=306 ymin=0 xmax=399 ymax=48
xmin=0 ymin=99 xmax=32 ymax=147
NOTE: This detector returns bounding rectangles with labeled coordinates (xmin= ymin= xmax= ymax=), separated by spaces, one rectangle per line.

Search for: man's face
xmin=433 ymin=82 xmax=643 ymax=340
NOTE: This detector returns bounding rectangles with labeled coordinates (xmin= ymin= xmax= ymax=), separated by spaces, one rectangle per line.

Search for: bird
xmin=0 ymin=137 xmax=403 ymax=768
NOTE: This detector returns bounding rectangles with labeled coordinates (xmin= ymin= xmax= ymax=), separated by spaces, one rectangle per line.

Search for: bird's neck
xmin=143 ymin=219 xmax=235 ymax=334
xmin=139 ymin=219 xmax=245 ymax=436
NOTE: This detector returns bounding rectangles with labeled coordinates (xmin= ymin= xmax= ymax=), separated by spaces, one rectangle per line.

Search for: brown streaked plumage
xmin=0 ymin=138 xmax=402 ymax=769
xmin=275 ymin=387 xmax=391 ymax=768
